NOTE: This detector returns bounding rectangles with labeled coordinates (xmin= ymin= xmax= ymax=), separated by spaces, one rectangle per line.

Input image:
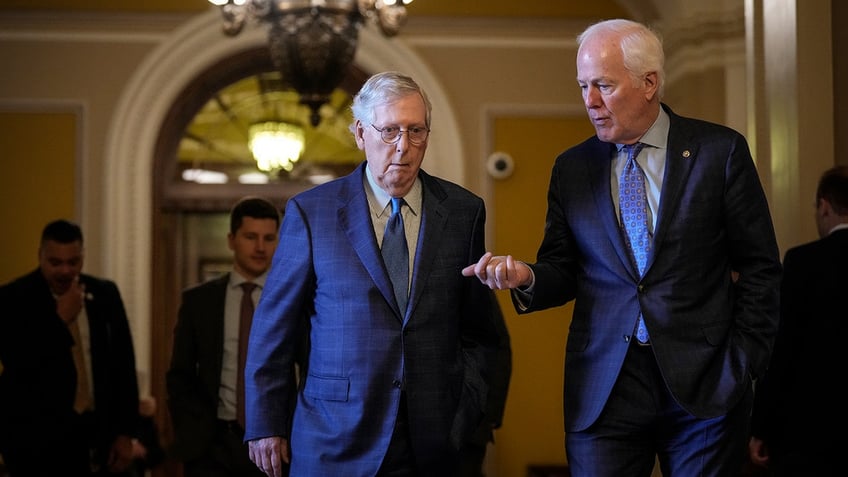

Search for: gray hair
xmin=577 ymin=19 xmax=665 ymax=98
xmin=349 ymin=71 xmax=432 ymax=133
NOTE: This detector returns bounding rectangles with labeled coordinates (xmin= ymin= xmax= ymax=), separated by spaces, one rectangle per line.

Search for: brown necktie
xmin=69 ymin=319 xmax=92 ymax=413
xmin=237 ymin=282 xmax=257 ymax=429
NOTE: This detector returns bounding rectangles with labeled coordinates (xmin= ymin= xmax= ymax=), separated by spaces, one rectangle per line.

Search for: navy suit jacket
xmin=244 ymin=163 xmax=500 ymax=476
xmin=750 ymin=228 xmax=848 ymax=458
xmin=520 ymin=104 xmax=782 ymax=432
xmin=166 ymin=273 xmax=229 ymax=460
xmin=0 ymin=269 xmax=139 ymax=461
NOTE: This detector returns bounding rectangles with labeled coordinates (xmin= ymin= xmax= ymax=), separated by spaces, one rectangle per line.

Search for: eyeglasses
xmin=370 ymin=124 xmax=430 ymax=145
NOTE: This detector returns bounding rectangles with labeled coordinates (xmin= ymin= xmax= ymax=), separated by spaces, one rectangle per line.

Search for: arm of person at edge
xmin=249 ymin=436 xmax=290 ymax=477
xmin=108 ymin=434 xmax=135 ymax=473
xmin=461 ymin=252 xmax=534 ymax=291
xmin=748 ymin=436 xmax=769 ymax=468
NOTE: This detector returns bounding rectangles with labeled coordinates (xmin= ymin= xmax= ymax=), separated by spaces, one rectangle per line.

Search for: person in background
xmin=463 ymin=19 xmax=782 ymax=477
xmin=245 ymin=71 xmax=501 ymax=477
xmin=748 ymin=165 xmax=848 ymax=476
xmin=0 ymin=219 xmax=140 ymax=476
xmin=166 ymin=196 xmax=284 ymax=477
xmin=458 ymin=290 xmax=512 ymax=477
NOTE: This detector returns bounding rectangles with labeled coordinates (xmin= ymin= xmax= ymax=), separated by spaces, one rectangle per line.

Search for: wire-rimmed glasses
xmin=371 ymin=124 xmax=430 ymax=145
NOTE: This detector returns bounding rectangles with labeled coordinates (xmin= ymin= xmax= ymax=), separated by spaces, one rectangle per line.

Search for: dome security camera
xmin=486 ymin=151 xmax=514 ymax=179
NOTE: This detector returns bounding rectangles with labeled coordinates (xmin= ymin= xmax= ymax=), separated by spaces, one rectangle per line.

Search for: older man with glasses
xmin=244 ymin=71 xmax=505 ymax=477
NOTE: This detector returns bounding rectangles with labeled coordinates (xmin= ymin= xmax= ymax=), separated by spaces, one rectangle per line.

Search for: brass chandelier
xmin=208 ymin=0 xmax=415 ymax=128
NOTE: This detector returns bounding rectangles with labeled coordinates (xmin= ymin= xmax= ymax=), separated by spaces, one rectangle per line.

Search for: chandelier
xmin=208 ymin=0 xmax=415 ymax=128
xmin=248 ymin=120 xmax=306 ymax=172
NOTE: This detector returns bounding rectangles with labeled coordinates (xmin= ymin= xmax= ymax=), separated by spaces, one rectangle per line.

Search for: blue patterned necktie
xmin=619 ymin=143 xmax=651 ymax=344
xmin=382 ymin=197 xmax=409 ymax=313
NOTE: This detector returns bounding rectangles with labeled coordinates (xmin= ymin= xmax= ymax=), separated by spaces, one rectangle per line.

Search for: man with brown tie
xmin=167 ymin=196 xmax=288 ymax=477
xmin=0 ymin=219 xmax=140 ymax=476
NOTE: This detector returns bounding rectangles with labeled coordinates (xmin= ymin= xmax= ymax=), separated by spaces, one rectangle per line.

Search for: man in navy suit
xmin=748 ymin=165 xmax=848 ymax=475
xmin=245 ymin=71 xmax=501 ymax=477
xmin=167 ymin=196 xmax=283 ymax=477
xmin=464 ymin=19 xmax=782 ymax=476
xmin=0 ymin=220 xmax=140 ymax=476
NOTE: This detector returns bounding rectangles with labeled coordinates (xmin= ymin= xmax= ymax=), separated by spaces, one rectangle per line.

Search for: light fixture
xmin=248 ymin=120 xmax=306 ymax=172
xmin=238 ymin=171 xmax=271 ymax=184
xmin=208 ymin=0 xmax=415 ymax=127
xmin=182 ymin=168 xmax=229 ymax=184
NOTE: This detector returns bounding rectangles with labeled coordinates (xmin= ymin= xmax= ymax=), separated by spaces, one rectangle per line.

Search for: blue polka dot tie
xmin=619 ymin=143 xmax=651 ymax=344
xmin=382 ymin=197 xmax=409 ymax=313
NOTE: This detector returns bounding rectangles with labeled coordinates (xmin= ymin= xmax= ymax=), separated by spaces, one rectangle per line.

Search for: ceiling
xmin=0 ymin=0 xmax=630 ymax=19
xmin=177 ymin=70 xmax=365 ymax=185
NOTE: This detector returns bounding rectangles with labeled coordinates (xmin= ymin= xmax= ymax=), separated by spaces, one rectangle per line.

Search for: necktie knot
xmin=391 ymin=197 xmax=403 ymax=215
xmin=624 ymin=142 xmax=645 ymax=164
xmin=241 ymin=282 xmax=257 ymax=295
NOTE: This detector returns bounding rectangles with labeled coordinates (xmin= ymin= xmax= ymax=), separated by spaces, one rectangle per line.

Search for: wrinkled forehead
xmin=373 ymin=93 xmax=427 ymax=123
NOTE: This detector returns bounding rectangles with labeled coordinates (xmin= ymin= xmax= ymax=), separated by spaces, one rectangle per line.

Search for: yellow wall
xmin=0 ymin=111 xmax=76 ymax=285
xmin=490 ymin=115 xmax=596 ymax=475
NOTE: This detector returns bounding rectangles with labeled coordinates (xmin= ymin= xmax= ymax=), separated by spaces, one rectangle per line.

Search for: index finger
xmin=462 ymin=251 xmax=492 ymax=278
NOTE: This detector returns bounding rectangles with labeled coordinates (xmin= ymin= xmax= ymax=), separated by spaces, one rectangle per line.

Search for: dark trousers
xmin=184 ymin=420 xmax=281 ymax=477
xmin=457 ymin=441 xmax=487 ymax=477
xmin=377 ymin=393 xmax=418 ymax=477
xmin=566 ymin=341 xmax=752 ymax=477
xmin=3 ymin=411 xmax=97 ymax=477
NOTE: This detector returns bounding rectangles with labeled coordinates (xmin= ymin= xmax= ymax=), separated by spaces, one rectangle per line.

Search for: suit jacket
xmin=465 ymin=290 xmax=511 ymax=448
xmin=0 ymin=269 xmax=139 ymax=464
xmin=520 ymin=104 xmax=782 ymax=433
xmin=244 ymin=163 xmax=500 ymax=476
xmin=750 ymin=228 xmax=848 ymax=459
xmin=166 ymin=273 xmax=229 ymax=460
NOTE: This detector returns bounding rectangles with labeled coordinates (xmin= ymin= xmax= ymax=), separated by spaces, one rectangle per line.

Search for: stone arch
xmin=103 ymin=9 xmax=463 ymax=378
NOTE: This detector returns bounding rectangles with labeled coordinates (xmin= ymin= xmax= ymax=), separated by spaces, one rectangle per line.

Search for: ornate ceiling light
xmin=248 ymin=120 xmax=306 ymax=172
xmin=208 ymin=0 xmax=415 ymax=127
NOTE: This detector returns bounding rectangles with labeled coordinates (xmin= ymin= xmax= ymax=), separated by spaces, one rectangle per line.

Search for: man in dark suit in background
xmin=458 ymin=291 xmax=511 ymax=477
xmin=166 ymin=196 xmax=283 ymax=477
xmin=464 ymin=19 xmax=782 ymax=477
xmin=748 ymin=165 xmax=848 ymax=476
xmin=245 ymin=71 xmax=501 ymax=477
xmin=0 ymin=219 xmax=140 ymax=476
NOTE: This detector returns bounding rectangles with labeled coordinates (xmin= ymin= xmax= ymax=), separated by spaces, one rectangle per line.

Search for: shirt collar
xmin=364 ymin=164 xmax=422 ymax=218
xmin=828 ymin=222 xmax=848 ymax=235
xmin=229 ymin=269 xmax=268 ymax=289
xmin=616 ymin=107 xmax=669 ymax=152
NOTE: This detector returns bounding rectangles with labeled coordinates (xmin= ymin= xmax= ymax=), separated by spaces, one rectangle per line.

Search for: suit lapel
xmin=209 ymin=274 xmax=229 ymax=376
xmin=651 ymin=110 xmax=698 ymax=263
xmin=338 ymin=165 xmax=401 ymax=318
xmin=406 ymin=171 xmax=448 ymax=323
xmin=588 ymin=140 xmax=638 ymax=279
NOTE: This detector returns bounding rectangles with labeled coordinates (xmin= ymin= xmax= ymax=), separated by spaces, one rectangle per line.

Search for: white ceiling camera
xmin=486 ymin=151 xmax=514 ymax=180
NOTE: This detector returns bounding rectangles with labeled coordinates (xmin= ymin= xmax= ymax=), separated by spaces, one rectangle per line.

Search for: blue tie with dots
xmin=382 ymin=197 xmax=409 ymax=313
xmin=619 ymin=143 xmax=651 ymax=344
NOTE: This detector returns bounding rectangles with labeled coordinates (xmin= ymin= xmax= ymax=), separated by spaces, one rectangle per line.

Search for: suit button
xmin=392 ymin=379 xmax=402 ymax=388
xmin=637 ymin=285 xmax=645 ymax=293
